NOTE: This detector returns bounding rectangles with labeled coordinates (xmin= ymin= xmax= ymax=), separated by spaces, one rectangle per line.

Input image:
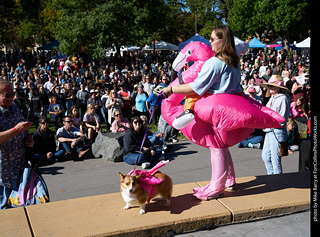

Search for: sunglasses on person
xmin=64 ymin=120 xmax=73 ymax=123
xmin=40 ymin=121 xmax=48 ymax=125
xmin=133 ymin=120 xmax=141 ymax=125
xmin=209 ymin=37 xmax=221 ymax=42
xmin=115 ymin=114 xmax=121 ymax=117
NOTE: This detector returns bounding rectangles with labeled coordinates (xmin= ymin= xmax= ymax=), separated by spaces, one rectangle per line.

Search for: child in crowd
xmin=69 ymin=105 xmax=83 ymax=132
xmin=49 ymin=95 xmax=64 ymax=130
xmin=286 ymin=119 xmax=300 ymax=154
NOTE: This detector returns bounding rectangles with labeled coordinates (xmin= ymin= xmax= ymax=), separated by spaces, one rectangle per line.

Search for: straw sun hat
xmin=259 ymin=75 xmax=290 ymax=92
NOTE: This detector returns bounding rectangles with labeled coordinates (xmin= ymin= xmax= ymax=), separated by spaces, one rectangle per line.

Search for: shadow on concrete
xmin=167 ymin=141 xmax=199 ymax=159
xmin=146 ymin=193 xmax=201 ymax=215
xmin=39 ymin=166 xmax=64 ymax=175
xmin=224 ymin=172 xmax=310 ymax=198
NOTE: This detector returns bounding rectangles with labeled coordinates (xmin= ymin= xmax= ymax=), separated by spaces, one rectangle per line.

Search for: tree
xmin=0 ymin=0 xmax=16 ymax=50
xmin=228 ymin=0 xmax=310 ymax=44
xmin=0 ymin=0 xmax=59 ymax=51
xmin=53 ymin=0 xmax=180 ymax=58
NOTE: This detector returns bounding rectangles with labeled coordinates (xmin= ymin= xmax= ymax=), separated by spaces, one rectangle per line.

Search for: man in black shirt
xmin=28 ymin=87 xmax=43 ymax=127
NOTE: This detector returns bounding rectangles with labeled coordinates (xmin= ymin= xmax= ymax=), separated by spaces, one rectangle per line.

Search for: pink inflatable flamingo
xmin=161 ymin=41 xmax=285 ymax=200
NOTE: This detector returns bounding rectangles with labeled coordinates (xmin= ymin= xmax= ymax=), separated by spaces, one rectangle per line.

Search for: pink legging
xmin=193 ymin=147 xmax=235 ymax=200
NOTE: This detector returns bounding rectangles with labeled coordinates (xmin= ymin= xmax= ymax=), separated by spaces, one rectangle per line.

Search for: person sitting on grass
xmin=32 ymin=117 xmax=65 ymax=166
xmin=69 ymin=105 xmax=83 ymax=132
xmin=56 ymin=116 xmax=90 ymax=161
xmin=83 ymin=104 xmax=100 ymax=145
xmin=286 ymin=119 xmax=300 ymax=154
xmin=140 ymin=115 xmax=172 ymax=154
xmin=123 ymin=116 xmax=163 ymax=169
xmin=111 ymin=109 xmax=130 ymax=133
xmin=238 ymin=129 xmax=264 ymax=149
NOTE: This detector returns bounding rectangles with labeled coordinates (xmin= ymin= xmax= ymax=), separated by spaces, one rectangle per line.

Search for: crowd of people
xmin=238 ymin=47 xmax=311 ymax=157
xmin=0 ymin=46 xmax=311 ymax=168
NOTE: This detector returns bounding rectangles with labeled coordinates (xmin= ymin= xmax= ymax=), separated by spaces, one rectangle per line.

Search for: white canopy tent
xmin=143 ymin=40 xmax=179 ymax=51
xmin=295 ymin=37 xmax=310 ymax=48
xmin=234 ymin=37 xmax=249 ymax=56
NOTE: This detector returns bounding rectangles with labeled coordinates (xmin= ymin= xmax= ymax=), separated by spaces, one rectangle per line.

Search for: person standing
xmin=260 ymin=75 xmax=291 ymax=175
xmin=142 ymin=75 xmax=155 ymax=97
xmin=76 ymin=83 xmax=89 ymax=118
xmin=162 ymin=25 xmax=243 ymax=200
xmin=132 ymin=84 xmax=149 ymax=118
xmin=0 ymin=79 xmax=34 ymax=209
xmin=105 ymin=89 xmax=124 ymax=127
xmin=118 ymin=84 xmax=131 ymax=121
xmin=28 ymin=87 xmax=44 ymax=128
xmin=49 ymin=95 xmax=64 ymax=131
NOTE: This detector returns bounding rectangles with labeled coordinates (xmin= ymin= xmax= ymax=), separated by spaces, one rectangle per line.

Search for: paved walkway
xmin=39 ymin=141 xmax=301 ymax=202
xmin=0 ymin=141 xmax=311 ymax=236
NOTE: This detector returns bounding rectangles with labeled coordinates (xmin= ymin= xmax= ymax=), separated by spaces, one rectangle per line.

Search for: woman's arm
xmin=162 ymin=84 xmax=196 ymax=97
xmin=85 ymin=122 xmax=96 ymax=129
xmin=106 ymin=98 xmax=115 ymax=108
xmin=0 ymin=121 xmax=32 ymax=144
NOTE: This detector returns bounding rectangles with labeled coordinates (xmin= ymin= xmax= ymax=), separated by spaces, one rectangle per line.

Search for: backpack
xmin=8 ymin=161 xmax=50 ymax=207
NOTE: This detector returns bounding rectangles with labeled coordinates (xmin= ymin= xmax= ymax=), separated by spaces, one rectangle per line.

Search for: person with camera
xmin=111 ymin=109 xmax=130 ymax=133
xmin=0 ymin=79 xmax=33 ymax=209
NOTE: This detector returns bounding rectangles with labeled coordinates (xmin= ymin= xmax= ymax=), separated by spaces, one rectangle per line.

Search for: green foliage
xmin=228 ymin=0 xmax=310 ymax=41
xmin=0 ymin=0 xmax=310 ymax=55
xmin=53 ymin=0 xmax=180 ymax=58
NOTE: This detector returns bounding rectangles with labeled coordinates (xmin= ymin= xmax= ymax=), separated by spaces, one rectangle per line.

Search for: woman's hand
xmin=161 ymin=86 xmax=173 ymax=98
xmin=15 ymin=121 xmax=33 ymax=133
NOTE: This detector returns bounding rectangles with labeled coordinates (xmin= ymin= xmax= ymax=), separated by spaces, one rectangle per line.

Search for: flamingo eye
xmin=187 ymin=49 xmax=192 ymax=55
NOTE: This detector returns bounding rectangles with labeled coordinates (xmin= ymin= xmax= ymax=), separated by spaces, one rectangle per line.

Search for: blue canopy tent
xmin=178 ymin=34 xmax=211 ymax=51
xmin=249 ymin=37 xmax=266 ymax=48
xmin=37 ymin=40 xmax=60 ymax=50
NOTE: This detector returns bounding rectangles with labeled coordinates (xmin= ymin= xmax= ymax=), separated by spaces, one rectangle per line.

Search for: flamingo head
xmin=172 ymin=41 xmax=214 ymax=72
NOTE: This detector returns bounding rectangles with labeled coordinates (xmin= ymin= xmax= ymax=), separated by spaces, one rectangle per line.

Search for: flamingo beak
xmin=172 ymin=52 xmax=187 ymax=72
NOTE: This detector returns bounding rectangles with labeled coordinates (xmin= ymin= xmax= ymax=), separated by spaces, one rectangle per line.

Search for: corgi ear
xmin=119 ymin=172 xmax=125 ymax=180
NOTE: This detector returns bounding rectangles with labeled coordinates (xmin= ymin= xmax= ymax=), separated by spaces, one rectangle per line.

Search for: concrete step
xmin=0 ymin=172 xmax=310 ymax=237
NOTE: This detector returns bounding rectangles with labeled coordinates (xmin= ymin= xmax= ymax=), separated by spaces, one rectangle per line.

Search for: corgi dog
xmin=119 ymin=171 xmax=173 ymax=214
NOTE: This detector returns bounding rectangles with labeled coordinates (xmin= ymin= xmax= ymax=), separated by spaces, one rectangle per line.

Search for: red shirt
xmin=118 ymin=90 xmax=130 ymax=110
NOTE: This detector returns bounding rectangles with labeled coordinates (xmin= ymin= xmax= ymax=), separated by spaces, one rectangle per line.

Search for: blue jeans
xmin=148 ymin=132 xmax=167 ymax=150
xmin=0 ymin=185 xmax=12 ymax=210
xmin=240 ymin=135 xmax=264 ymax=147
xmin=61 ymin=141 xmax=84 ymax=154
xmin=262 ymin=128 xmax=287 ymax=175
xmin=123 ymin=152 xmax=162 ymax=166
xmin=33 ymin=150 xmax=65 ymax=165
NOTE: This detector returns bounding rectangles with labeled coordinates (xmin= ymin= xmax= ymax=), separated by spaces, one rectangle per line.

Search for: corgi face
xmin=119 ymin=173 xmax=141 ymax=194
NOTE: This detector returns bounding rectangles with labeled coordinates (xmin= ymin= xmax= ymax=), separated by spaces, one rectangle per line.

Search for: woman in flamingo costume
xmin=161 ymin=26 xmax=285 ymax=200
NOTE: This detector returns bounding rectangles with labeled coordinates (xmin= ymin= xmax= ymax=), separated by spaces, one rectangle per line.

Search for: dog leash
xmin=131 ymin=91 xmax=166 ymax=172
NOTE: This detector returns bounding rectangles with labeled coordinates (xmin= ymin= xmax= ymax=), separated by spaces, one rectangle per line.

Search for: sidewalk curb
xmin=0 ymin=172 xmax=310 ymax=237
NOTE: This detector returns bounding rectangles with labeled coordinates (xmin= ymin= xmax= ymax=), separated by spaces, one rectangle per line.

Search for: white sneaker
xmin=141 ymin=162 xmax=150 ymax=169
xmin=252 ymin=143 xmax=261 ymax=149
xmin=248 ymin=143 xmax=261 ymax=149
